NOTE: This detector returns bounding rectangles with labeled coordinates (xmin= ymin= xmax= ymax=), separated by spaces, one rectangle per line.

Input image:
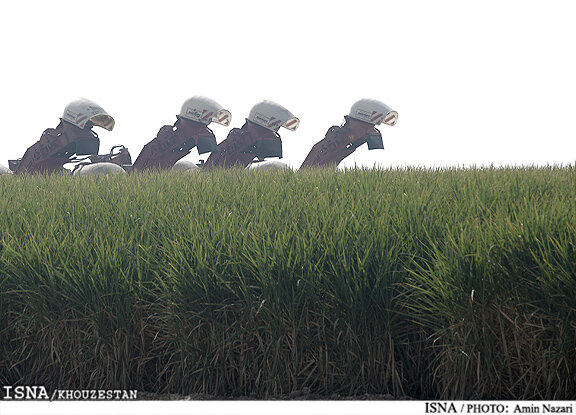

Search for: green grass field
xmin=0 ymin=166 xmax=575 ymax=399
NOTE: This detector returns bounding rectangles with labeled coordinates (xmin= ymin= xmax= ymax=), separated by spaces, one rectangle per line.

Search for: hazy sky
xmin=1 ymin=0 xmax=575 ymax=170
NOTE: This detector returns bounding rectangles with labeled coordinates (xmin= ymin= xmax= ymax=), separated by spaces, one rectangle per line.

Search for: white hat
xmin=180 ymin=96 xmax=231 ymax=126
xmin=349 ymin=98 xmax=398 ymax=126
xmin=248 ymin=100 xmax=299 ymax=132
xmin=62 ymin=98 xmax=115 ymax=130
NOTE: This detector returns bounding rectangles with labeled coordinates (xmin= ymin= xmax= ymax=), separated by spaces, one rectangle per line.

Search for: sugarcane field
xmin=0 ymin=97 xmax=574 ymax=401
xmin=2 ymin=2 xmax=576 ymax=414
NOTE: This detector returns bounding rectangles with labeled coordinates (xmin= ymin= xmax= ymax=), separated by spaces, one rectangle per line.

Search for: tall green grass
xmin=0 ymin=166 xmax=574 ymax=399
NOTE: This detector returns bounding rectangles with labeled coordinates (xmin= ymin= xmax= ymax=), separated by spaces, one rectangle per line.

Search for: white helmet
xmin=171 ymin=160 xmax=201 ymax=172
xmin=73 ymin=162 xmax=127 ymax=177
xmin=62 ymin=98 xmax=115 ymax=130
xmin=248 ymin=100 xmax=300 ymax=132
xmin=349 ymin=98 xmax=398 ymax=126
xmin=247 ymin=160 xmax=291 ymax=171
xmin=180 ymin=96 xmax=231 ymax=127
xmin=0 ymin=164 xmax=12 ymax=175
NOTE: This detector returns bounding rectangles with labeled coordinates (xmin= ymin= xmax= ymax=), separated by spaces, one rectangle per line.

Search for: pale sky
xmin=1 ymin=0 xmax=575 ymax=170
